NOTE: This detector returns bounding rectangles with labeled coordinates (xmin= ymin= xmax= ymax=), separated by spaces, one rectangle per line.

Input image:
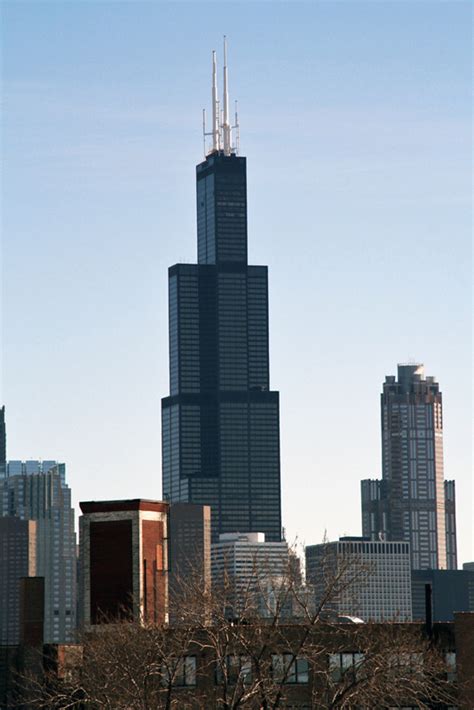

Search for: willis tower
xmin=162 ymin=42 xmax=282 ymax=542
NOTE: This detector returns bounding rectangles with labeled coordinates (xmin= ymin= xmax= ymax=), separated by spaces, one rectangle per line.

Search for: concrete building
xmin=212 ymin=532 xmax=290 ymax=585
xmin=211 ymin=532 xmax=293 ymax=617
xmin=79 ymin=499 xmax=169 ymax=627
xmin=0 ymin=517 xmax=37 ymax=644
xmin=0 ymin=463 xmax=76 ymax=644
xmin=361 ymin=364 xmax=457 ymax=570
xmin=412 ymin=569 xmax=474 ymax=622
xmin=305 ymin=536 xmax=413 ymax=622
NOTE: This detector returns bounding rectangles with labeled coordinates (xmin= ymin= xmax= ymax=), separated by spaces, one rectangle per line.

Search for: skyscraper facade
xmin=161 ymin=49 xmax=281 ymax=542
xmin=0 ymin=517 xmax=37 ymax=644
xmin=361 ymin=364 xmax=457 ymax=570
xmin=168 ymin=503 xmax=211 ymax=614
xmin=0 ymin=461 xmax=77 ymax=643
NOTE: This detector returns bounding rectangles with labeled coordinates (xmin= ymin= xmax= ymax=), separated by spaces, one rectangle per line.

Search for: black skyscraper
xmin=162 ymin=48 xmax=281 ymax=542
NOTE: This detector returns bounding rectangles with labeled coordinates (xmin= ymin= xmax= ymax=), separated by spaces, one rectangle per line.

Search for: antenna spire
xmin=212 ymin=50 xmax=220 ymax=152
xmin=222 ymin=36 xmax=231 ymax=156
xmin=202 ymin=40 xmax=239 ymax=157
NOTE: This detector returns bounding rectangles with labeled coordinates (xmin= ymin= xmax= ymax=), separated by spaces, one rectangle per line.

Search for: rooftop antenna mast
xmin=232 ymin=100 xmax=240 ymax=155
xmin=202 ymin=41 xmax=239 ymax=157
xmin=202 ymin=50 xmax=221 ymax=156
xmin=222 ymin=36 xmax=231 ymax=156
xmin=212 ymin=50 xmax=220 ymax=152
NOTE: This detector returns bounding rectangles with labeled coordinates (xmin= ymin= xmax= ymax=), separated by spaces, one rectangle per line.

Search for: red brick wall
xmin=142 ymin=520 xmax=166 ymax=624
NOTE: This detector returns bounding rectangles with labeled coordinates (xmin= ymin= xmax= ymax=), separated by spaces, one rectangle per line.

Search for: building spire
xmin=212 ymin=50 xmax=220 ymax=152
xmin=202 ymin=40 xmax=239 ymax=157
xmin=222 ymin=36 xmax=231 ymax=156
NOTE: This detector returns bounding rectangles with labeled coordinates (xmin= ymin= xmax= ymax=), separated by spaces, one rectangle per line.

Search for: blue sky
xmin=2 ymin=2 xmax=472 ymax=563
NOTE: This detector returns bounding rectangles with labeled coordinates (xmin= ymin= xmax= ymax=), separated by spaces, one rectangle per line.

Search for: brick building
xmin=3 ymin=615 xmax=474 ymax=708
xmin=79 ymin=499 xmax=169 ymax=626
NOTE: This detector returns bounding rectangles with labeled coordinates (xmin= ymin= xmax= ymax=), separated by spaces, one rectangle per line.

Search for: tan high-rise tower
xmin=361 ymin=364 xmax=457 ymax=570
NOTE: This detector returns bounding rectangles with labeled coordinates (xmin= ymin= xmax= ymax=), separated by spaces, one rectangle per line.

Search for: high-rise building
xmin=305 ymin=537 xmax=413 ymax=622
xmin=0 ymin=407 xmax=5 ymax=479
xmin=161 ymin=46 xmax=281 ymax=542
xmin=0 ymin=462 xmax=77 ymax=643
xmin=0 ymin=517 xmax=37 ymax=644
xmin=79 ymin=499 xmax=169 ymax=627
xmin=361 ymin=364 xmax=457 ymax=570
xmin=5 ymin=460 xmax=64 ymax=482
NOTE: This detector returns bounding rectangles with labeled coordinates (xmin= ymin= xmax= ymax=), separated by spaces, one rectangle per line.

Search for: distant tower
xmin=162 ymin=41 xmax=281 ymax=542
xmin=0 ymin=461 xmax=77 ymax=642
xmin=361 ymin=364 xmax=457 ymax=570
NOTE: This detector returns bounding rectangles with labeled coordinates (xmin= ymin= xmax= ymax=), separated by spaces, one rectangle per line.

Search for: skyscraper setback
xmin=361 ymin=364 xmax=457 ymax=570
xmin=162 ymin=45 xmax=281 ymax=542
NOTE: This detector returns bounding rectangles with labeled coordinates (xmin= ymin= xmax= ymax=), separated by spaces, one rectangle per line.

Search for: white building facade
xmin=306 ymin=537 xmax=413 ymax=622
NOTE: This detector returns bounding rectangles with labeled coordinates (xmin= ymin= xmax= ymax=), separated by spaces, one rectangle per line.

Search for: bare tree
xmin=165 ymin=543 xmax=455 ymax=709
xmin=16 ymin=545 xmax=457 ymax=709
xmin=17 ymin=617 xmax=200 ymax=709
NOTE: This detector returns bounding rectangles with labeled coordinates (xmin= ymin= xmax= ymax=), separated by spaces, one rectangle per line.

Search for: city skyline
xmin=2 ymin=3 xmax=472 ymax=563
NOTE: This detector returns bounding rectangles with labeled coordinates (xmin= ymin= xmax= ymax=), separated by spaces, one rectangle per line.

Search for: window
xmin=328 ymin=652 xmax=364 ymax=681
xmin=445 ymin=651 xmax=456 ymax=682
xmin=161 ymin=656 xmax=196 ymax=687
xmin=216 ymin=655 xmax=252 ymax=685
xmin=271 ymin=654 xmax=309 ymax=684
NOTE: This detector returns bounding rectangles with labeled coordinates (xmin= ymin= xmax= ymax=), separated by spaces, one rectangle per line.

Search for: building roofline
xmin=80 ymin=499 xmax=169 ymax=514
